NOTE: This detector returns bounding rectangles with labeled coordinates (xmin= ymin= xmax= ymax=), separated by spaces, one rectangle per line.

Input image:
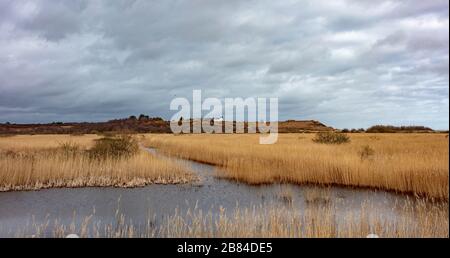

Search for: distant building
xmin=213 ymin=116 xmax=224 ymax=122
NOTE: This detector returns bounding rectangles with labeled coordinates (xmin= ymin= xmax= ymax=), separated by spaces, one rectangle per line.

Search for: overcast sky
xmin=0 ymin=0 xmax=448 ymax=129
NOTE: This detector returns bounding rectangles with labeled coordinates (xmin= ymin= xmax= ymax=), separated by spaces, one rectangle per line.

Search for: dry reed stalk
xmin=145 ymin=133 xmax=449 ymax=200
xmin=0 ymin=135 xmax=195 ymax=191
xmin=11 ymin=198 xmax=449 ymax=238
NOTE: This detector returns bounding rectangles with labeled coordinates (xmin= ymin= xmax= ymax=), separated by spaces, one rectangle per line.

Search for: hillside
xmin=0 ymin=116 xmax=170 ymax=135
xmin=278 ymin=120 xmax=335 ymax=132
xmin=0 ymin=117 xmax=334 ymax=135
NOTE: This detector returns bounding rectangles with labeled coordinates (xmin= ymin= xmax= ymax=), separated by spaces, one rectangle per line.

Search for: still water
xmin=0 ymin=148 xmax=419 ymax=237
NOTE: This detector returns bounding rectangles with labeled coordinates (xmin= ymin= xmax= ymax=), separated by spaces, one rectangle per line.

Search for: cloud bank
xmin=0 ymin=0 xmax=448 ymax=129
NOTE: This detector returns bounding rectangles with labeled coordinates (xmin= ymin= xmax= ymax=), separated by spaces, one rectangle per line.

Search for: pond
xmin=0 ymin=148 xmax=427 ymax=237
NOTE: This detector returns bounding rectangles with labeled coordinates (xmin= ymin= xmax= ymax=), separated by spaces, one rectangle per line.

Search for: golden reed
xmin=146 ymin=133 xmax=449 ymax=200
xmin=0 ymin=135 xmax=195 ymax=191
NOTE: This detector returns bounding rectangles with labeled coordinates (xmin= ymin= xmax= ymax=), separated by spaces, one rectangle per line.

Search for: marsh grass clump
xmin=58 ymin=142 xmax=82 ymax=158
xmin=88 ymin=135 xmax=139 ymax=159
xmin=359 ymin=145 xmax=375 ymax=161
xmin=0 ymin=134 xmax=194 ymax=191
xmin=313 ymin=132 xmax=350 ymax=144
xmin=304 ymin=187 xmax=331 ymax=205
xmin=277 ymin=186 xmax=294 ymax=205
xmin=15 ymin=196 xmax=448 ymax=238
xmin=146 ymin=133 xmax=449 ymax=200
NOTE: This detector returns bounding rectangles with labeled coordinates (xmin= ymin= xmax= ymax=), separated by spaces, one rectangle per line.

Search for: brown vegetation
xmin=313 ymin=131 xmax=350 ymax=144
xmin=0 ymin=118 xmax=336 ymax=135
xmin=0 ymin=115 xmax=169 ymax=135
xmin=13 ymin=198 xmax=449 ymax=238
xmin=145 ymin=133 xmax=449 ymax=200
xmin=366 ymin=125 xmax=434 ymax=133
xmin=87 ymin=135 xmax=139 ymax=159
xmin=0 ymin=135 xmax=195 ymax=191
xmin=279 ymin=120 xmax=334 ymax=132
xmin=2 ymin=117 xmax=439 ymax=136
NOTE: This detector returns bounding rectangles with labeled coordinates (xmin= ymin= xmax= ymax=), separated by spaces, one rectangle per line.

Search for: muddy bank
xmin=0 ymin=176 xmax=191 ymax=192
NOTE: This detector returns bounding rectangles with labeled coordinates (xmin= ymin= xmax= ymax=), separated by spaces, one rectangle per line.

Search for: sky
xmin=0 ymin=0 xmax=448 ymax=129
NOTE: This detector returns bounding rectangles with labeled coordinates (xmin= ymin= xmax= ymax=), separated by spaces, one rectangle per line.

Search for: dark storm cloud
xmin=0 ymin=0 xmax=448 ymax=129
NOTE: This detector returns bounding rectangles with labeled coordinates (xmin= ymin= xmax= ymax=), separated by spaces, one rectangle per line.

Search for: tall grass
xmin=145 ymin=133 xmax=449 ymax=200
xmin=10 ymin=198 xmax=449 ymax=238
xmin=0 ymin=135 xmax=194 ymax=191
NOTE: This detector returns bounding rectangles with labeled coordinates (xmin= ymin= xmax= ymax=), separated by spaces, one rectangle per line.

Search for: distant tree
xmin=129 ymin=115 xmax=137 ymax=120
xmin=341 ymin=128 xmax=349 ymax=133
xmin=138 ymin=114 xmax=149 ymax=121
xmin=366 ymin=125 xmax=433 ymax=133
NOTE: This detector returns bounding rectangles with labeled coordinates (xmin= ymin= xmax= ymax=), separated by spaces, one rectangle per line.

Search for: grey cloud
xmin=0 ymin=0 xmax=448 ymax=129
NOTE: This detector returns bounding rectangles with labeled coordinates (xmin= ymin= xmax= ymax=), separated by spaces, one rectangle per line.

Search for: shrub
xmin=359 ymin=145 xmax=375 ymax=160
xmin=366 ymin=125 xmax=433 ymax=133
xmin=138 ymin=114 xmax=149 ymax=121
xmin=58 ymin=142 xmax=81 ymax=158
xmin=88 ymin=135 xmax=139 ymax=159
xmin=313 ymin=132 xmax=350 ymax=144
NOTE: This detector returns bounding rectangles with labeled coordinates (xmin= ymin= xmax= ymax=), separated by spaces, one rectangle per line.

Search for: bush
xmin=88 ymin=135 xmax=139 ymax=159
xmin=359 ymin=145 xmax=375 ymax=160
xmin=313 ymin=132 xmax=350 ymax=144
xmin=58 ymin=142 xmax=81 ymax=158
xmin=366 ymin=125 xmax=433 ymax=133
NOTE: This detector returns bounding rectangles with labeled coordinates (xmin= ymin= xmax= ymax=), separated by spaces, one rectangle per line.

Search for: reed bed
xmin=0 ymin=134 xmax=99 ymax=149
xmin=145 ymin=133 xmax=449 ymax=200
xmin=0 ymin=135 xmax=195 ymax=191
xmin=10 ymin=198 xmax=449 ymax=238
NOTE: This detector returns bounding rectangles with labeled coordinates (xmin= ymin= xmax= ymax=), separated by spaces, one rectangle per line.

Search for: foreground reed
xmin=0 ymin=135 xmax=195 ymax=191
xmin=9 ymin=197 xmax=449 ymax=238
xmin=145 ymin=133 xmax=449 ymax=200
